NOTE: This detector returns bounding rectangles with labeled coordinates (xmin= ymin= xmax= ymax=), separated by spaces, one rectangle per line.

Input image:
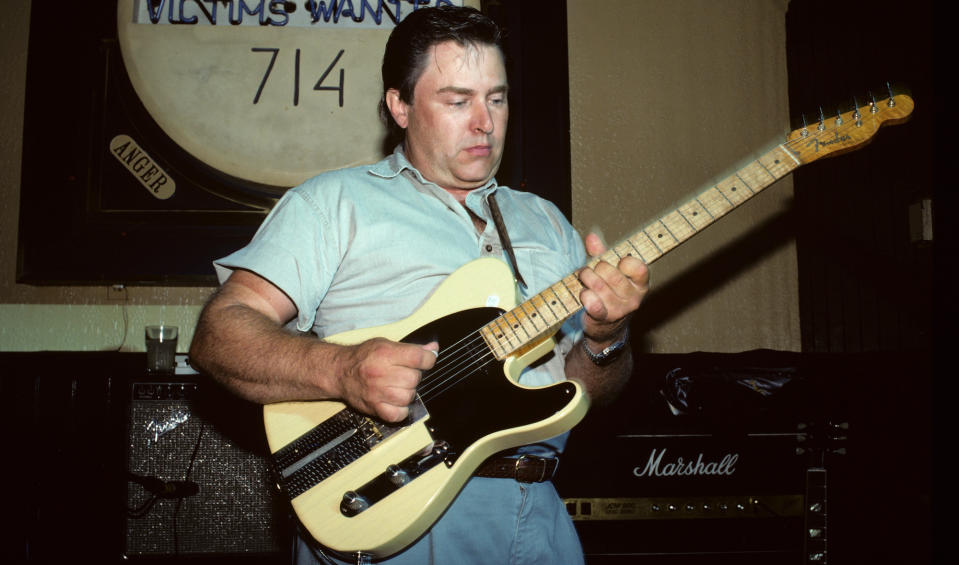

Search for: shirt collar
xmin=371 ymin=145 xmax=499 ymax=198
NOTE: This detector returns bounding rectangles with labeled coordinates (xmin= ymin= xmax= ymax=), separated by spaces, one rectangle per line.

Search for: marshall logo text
xmin=633 ymin=448 xmax=739 ymax=478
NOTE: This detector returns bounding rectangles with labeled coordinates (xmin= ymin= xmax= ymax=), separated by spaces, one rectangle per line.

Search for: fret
xmin=643 ymin=221 xmax=679 ymax=254
xmin=504 ymin=310 xmax=534 ymax=341
xmin=601 ymin=247 xmax=622 ymax=264
xmin=743 ymin=159 xmax=779 ymax=187
xmin=677 ymin=199 xmax=712 ymax=230
xmin=693 ymin=197 xmax=716 ymax=220
xmin=544 ymin=286 xmax=572 ymax=316
xmin=761 ymin=146 xmax=801 ymax=175
xmin=734 ymin=172 xmax=757 ymax=193
xmin=621 ymin=237 xmax=649 ymax=263
xmin=640 ymin=228 xmax=664 ymax=255
xmin=698 ymin=187 xmax=735 ymax=218
xmin=556 ymin=275 xmax=584 ymax=312
xmin=755 ymin=158 xmax=776 ymax=180
xmin=674 ymin=205 xmax=699 ymax=232
xmin=630 ymin=231 xmax=664 ymax=262
xmin=613 ymin=240 xmax=641 ymax=261
xmin=486 ymin=316 xmax=518 ymax=352
xmin=661 ymin=210 xmax=696 ymax=244
xmin=528 ymin=292 xmax=561 ymax=327
xmin=519 ymin=301 xmax=544 ymax=332
xmin=715 ymin=176 xmax=751 ymax=205
xmin=479 ymin=323 xmax=506 ymax=358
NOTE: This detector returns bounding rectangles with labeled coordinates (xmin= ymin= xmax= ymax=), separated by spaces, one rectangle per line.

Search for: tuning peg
xmin=869 ymin=91 xmax=879 ymax=113
xmin=852 ymin=97 xmax=863 ymax=126
xmin=835 ymin=108 xmax=843 ymax=126
xmin=800 ymin=114 xmax=810 ymax=138
xmin=817 ymin=106 xmax=826 ymax=131
xmin=886 ymin=81 xmax=896 ymax=107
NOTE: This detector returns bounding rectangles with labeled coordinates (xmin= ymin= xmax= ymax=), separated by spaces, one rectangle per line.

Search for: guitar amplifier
xmin=124 ymin=375 xmax=291 ymax=560
xmin=555 ymin=430 xmax=810 ymax=563
xmin=553 ymin=352 xmax=847 ymax=564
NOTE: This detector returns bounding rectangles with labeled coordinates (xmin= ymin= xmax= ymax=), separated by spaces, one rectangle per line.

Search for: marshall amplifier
xmin=556 ymin=432 xmax=810 ymax=563
xmin=554 ymin=351 xmax=849 ymax=564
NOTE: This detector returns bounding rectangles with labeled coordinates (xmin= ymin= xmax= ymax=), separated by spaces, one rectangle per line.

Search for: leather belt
xmin=474 ymin=455 xmax=559 ymax=483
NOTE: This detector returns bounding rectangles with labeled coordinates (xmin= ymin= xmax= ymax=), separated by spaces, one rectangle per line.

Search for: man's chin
xmin=455 ymin=161 xmax=501 ymax=187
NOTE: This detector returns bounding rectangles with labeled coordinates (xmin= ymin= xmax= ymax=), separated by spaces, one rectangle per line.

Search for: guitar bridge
xmin=272 ymin=396 xmax=429 ymax=499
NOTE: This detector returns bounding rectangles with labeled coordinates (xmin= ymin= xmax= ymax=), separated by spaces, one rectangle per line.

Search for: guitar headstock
xmin=785 ymin=88 xmax=914 ymax=164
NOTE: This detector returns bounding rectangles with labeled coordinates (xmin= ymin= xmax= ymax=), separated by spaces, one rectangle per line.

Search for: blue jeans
xmin=296 ymin=477 xmax=585 ymax=565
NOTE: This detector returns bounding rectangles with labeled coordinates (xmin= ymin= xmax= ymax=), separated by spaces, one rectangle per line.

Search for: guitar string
xmin=418 ymin=337 xmax=495 ymax=402
xmin=414 ymin=100 xmax=893 ymax=403
xmin=416 ymin=332 xmax=496 ymax=401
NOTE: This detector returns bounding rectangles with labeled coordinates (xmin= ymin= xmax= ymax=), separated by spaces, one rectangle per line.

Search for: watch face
xmin=116 ymin=1 xmax=397 ymax=192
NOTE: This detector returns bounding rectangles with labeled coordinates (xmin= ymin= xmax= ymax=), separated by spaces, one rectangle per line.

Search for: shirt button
xmin=485 ymin=244 xmax=493 ymax=252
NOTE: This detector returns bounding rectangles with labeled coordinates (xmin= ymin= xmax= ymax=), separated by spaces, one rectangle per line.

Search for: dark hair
xmin=379 ymin=5 xmax=504 ymax=148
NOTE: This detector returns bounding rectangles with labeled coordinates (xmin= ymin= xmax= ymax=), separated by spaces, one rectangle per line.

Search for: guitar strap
xmin=487 ymin=192 xmax=528 ymax=290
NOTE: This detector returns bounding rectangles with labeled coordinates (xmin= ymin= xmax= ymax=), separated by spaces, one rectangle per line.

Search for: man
xmin=189 ymin=5 xmax=648 ymax=564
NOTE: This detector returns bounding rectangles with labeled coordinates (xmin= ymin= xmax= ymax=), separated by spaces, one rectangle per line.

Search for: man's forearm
xmin=189 ymin=298 xmax=340 ymax=405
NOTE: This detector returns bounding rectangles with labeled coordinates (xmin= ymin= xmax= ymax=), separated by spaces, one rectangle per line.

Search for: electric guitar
xmin=263 ymin=90 xmax=914 ymax=559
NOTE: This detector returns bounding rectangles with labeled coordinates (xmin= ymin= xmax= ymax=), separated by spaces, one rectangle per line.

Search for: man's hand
xmin=333 ymin=339 xmax=439 ymax=423
xmin=577 ymin=232 xmax=649 ymax=345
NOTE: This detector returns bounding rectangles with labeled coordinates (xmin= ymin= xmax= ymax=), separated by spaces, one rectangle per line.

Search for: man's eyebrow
xmin=436 ymin=85 xmax=509 ymax=96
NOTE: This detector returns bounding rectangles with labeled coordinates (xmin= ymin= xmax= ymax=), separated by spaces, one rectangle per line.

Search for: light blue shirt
xmin=215 ymin=148 xmax=587 ymax=389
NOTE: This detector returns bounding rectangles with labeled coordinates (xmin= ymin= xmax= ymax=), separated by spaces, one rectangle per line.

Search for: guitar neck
xmin=479 ymin=91 xmax=914 ymax=360
xmin=480 ymin=143 xmax=800 ymax=359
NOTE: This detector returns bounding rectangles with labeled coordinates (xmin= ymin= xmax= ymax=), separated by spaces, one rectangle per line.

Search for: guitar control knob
xmin=387 ymin=465 xmax=410 ymax=487
xmin=340 ymin=491 xmax=370 ymax=516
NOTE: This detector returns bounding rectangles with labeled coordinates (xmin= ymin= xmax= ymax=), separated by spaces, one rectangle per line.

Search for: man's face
xmin=388 ymin=41 xmax=508 ymax=199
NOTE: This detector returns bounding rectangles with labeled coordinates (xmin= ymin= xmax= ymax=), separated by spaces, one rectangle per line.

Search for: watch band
xmin=582 ymin=326 xmax=630 ymax=366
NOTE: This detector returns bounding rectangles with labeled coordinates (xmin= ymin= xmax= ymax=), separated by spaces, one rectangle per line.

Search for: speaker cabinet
xmin=124 ymin=378 xmax=290 ymax=560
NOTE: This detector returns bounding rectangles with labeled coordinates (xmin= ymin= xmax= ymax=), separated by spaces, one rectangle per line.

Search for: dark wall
xmin=786 ymin=0 xmax=941 ymax=354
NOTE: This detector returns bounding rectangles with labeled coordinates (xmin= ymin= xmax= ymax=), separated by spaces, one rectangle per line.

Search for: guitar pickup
xmin=340 ymin=441 xmax=450 ymax=517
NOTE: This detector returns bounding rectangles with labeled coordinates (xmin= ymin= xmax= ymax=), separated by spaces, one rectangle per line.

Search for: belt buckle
xmin=514 ymin=454 xmax=548 ymax=483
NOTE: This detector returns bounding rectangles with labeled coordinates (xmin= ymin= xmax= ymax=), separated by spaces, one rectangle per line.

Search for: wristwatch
xmin=582 ymin=326 xmax=630 ymax=366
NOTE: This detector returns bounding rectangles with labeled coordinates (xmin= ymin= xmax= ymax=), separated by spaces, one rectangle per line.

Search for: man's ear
xmin=385 ymin=88 xmax=409 ymax=129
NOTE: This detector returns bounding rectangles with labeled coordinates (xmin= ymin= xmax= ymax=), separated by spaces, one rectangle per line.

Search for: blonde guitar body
xmin=263 ymin=258 xmax=590 ymax=559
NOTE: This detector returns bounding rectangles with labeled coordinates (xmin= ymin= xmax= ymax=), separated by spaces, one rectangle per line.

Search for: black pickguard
xmin=402 ymin=307 xmax=576 ymax=461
